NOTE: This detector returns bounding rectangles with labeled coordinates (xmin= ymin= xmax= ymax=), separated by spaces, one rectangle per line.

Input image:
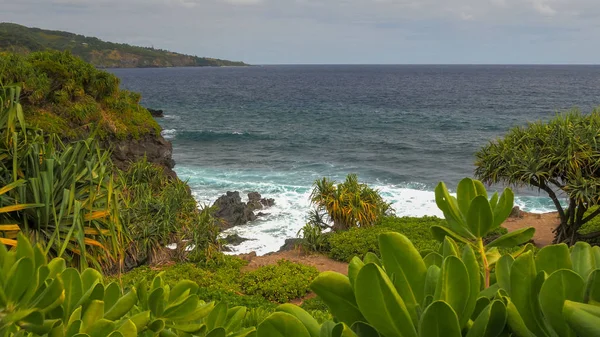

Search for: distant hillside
xmin=0 ymin=22 xmax=248 ymax=68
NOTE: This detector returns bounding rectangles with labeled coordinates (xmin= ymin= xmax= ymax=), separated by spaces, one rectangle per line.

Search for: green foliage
xmin=433 ymin=177 xmax=534 ymax=287
xmin=0 ymin=22 xmax=248 ymax=68
xmin=118 ymin=158 xmax=219 ymax=265
xmin=310 ymin=174 xmax=391 ymax=231
xmin=0 ymin=84 xmax=126 ymax=271
xmin=240 ymin=260 xmax=320 ymax=303
xmin=326 ymin=216 xmax=444 ymax=262
xmin=475 ymin=109 xmax=600 ymax=245
xmin=113 ymin=258 xmax=276 ymax=310
xmin=0 ymin=50 xmax=160 ymax=140
xmin=297 ymin=221 xmax=328 ymax=253
xmin=0 ymin=233 xmax=256 ymax=337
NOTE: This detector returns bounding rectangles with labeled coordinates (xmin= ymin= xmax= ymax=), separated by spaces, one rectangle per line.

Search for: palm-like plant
xmin=310 ymin=174 xmax=391 ymax=231
xmin=0 ymin=83 xmax=126 ymax=271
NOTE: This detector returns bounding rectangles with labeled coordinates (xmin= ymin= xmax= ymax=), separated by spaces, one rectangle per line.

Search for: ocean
xmin=110 ymin=65 xmax=600 ymax=255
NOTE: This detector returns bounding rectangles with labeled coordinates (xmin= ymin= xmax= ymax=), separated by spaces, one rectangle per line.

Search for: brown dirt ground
xmin=503 ymin=211 xmax=560 ymax=247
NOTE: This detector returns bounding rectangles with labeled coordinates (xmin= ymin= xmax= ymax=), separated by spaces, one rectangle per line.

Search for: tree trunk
xmin=553 ymin=221 xmax=580 ymax=245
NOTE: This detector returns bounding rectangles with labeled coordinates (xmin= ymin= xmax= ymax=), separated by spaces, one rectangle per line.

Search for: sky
xmin=1 ymin=0 xmax=599 ymax=64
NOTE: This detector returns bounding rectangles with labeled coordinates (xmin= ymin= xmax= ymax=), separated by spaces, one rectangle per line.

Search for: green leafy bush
xmin=114 ymin=257 xmax=276 ymax=310
xmin=327 ymin=216 xmax=444 ymax=262
xmin=0 ymin=50 xmax=160 ymax=139
xmin=240 ymin=259 xmax=320 ymax=302
xmin=0 ymin=234 xmax=257 ymax=337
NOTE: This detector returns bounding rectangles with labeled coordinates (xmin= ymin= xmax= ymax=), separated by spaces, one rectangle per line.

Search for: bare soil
xmin=503 ymin=211 xmax=560 ymax=247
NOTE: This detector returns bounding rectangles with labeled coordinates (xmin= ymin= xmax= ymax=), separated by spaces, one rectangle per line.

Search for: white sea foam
xmin=161 ymin=129 xmax=177 ymax=139
xmin=176 ymin=166 xmax=557 ymax=255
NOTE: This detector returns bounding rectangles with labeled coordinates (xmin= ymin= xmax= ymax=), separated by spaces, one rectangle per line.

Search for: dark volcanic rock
xmin=212 ymin=191 xmax=275 ymax=230
xmin=147 ymin=108 xmax=164 ymax=118
xmin=223 ymin=234 xmax=250 ymax=246
xmin=279 ymin=238 xmax=302 ymax=252
xmin=213 ymin=192 xmax=257 ymax=229
xmin=107 ymin=134 xmax=177 ymax=178
xmin=510 ymin=206 xmax=524 ymax=218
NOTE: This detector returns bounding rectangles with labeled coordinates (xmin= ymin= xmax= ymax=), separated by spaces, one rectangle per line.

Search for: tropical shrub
xmin=0 ymin=84 xmax=126 ymax=271
xmin=327 ymin=216 xmax=444 ymax=262
xmin=310 ymin=174 xmax=391 ymax=231
xmin=475 ymin=109 xmax=600 ymax=245
xmin=240 ymin=260 xmax=320 ymax=303
xmin=0 ymin=233 xmax=256 ymax=337
xmin=119 ymin=158 xmax=219 ymax=265
xmin=0 ymin=50 xmax=160 ymax=139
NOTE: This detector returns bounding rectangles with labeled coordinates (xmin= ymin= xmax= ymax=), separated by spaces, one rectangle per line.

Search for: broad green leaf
xmin=348 ymin=257 xmax=364 ymax=289
xmin=206 ymin=302 xmax=227 ymax=331
xmin=81 ymin=269 xmax=102 ymax=292
xmin=423 ymin=252 xmax=443 ymax=268
xmin=129 ymin=311 xmax=151 ymax=331
xmin=225 ymin=306 xmax=246 ymax=332
xmin=585 ymin=269 xmax=600 ymax=304
xmin=535 ymin=244 xmax=572 ymax=276
xmin=495 ymin=255 xmax=514 ymax=294
xmin=457 ymin=178 xmax=479 ymax=216
xmin=461 ymin=245 xmax=480 ymax=328
xmin=257 ymin=312 xmax=311 ymax=337
xmin=418 ymin=301 xmax=461 ymax=337
xmin=148 ymin=288 xmax=165 ymax=318
xmin=485 ymin=227 xmax=535 ymax=249
xmin=206 ymin=327 xmax=226 ymax=337
xmin=379 ymin=233 xmax=427 ymax=324
xmin=350 ymin=322 xmax=379 ymax=337
xmin=433 ymin=256 xmax=469 ymax=321
xmin=169 ymin=280 xmax=198 ymax=302
xmin=466 ymin=195 xmax=494 ymax=237
xmin=276 ymin=304 xmax=320 ymax=337
xmin=117 ymin=319 xmax=137 ymax=337
xmin=162 ymin=294 xmax=199 ymax=320
xmin=61 ymin=268 xmax=83 ymax=320
xmin=310 ymin=272 xmax=365 ymax=326
xmin=492 ymin=189 xmax=514 ymax=230
xmin=332 ymin=323 xmax=359 ymax=337
xmin=442 ymin=237 xmax=460 ymax=258
xmin=485 ymin=248 xmax=502 ymax=267
xmin=423 ymin=265 xmax=440 ymax=308
xmin=466 ymin=300 xmax=507 ymax=337
xmin=504 ymin=297 xmax=537 ymax=337
xmin=87 ymin=319 xmax=115 ymax=337
xmin=82 ymin=300 xmax=105 ymax=330
xmin=539 ymin=270 xmax=585 ymax=337
xmin=363 ymin=252 xmax=381 ymax=267
xmin=509 ymin=252 xmax=551 ymax=337
xmin=105 ymin=290 xmax=138 ymax=321
xmin=571 ymin=242 xmax=596 ymax=280
xmin=104 ymin=283 xmax=121 ymax=313
xmin=6 ymin=257 xmax=34 ymax=304
xmin=355 ymin=264 xmax=417 ymax=337
xmin=563 ymin=300 xmax=600 ymax=337
xmin=435 ymin=182 xmax=474 ymax=239
xmin=430 ymin=226 xmax=472 ymax=246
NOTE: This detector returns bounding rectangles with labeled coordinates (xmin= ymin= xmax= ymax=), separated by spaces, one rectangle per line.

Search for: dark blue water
xmin=110 ymin=65 xmax=600 ymax=254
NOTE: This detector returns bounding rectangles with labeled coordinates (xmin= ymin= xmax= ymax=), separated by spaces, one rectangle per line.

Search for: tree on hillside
xmin=310 ymin=174 xmax=391 ymax=231
xmin=474 ymin=109 xmax=600 ymax=245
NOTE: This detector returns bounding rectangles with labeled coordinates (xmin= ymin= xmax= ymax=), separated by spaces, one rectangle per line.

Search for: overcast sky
xmin=1 ymin=0 xmax=599 ymax=64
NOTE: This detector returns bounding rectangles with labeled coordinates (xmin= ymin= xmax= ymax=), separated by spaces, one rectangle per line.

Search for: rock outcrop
xmin=107 ymin=134 xmax=177 ymax=177
xmin=212 ymin=192 xmax=274 ymax=229
xmin=147 ymin=108 xmax=164 ymax=118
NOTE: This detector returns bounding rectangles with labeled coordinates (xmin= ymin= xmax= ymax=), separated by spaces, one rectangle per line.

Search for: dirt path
xmin=242 ymin=249 xmax=348 ymax=275
xmin=503 ymin=212 xmax=560 ymax=247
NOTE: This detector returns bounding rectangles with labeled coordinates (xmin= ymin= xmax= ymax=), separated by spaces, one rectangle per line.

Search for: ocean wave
xmin=161 ymin=129 xmax=177 ymax=139
xmin=175 ymin=130 xmax=273 ymax=142
xmin=176 ymin=165 xmax=557 ymax=255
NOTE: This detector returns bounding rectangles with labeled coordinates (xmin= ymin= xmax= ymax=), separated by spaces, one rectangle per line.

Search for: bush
xmin=240 ymin=259 xmax=320 ymax=302
xmin=114 ymin=257 xmax=276 ymax=309
xmin=327 ymin=216 xmax=444 ymax=262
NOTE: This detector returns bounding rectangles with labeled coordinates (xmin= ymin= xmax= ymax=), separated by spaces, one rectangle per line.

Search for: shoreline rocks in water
xmin=212 ymin=191 xmax=275 ymax=230
xmin=147 ymin=108 xmax=164 ymax=118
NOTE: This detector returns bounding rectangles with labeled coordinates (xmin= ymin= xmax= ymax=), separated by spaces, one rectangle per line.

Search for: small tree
xmin=474 ymin=109 xmax=600 ymax=245
xmin=310 ymin=174 xmax=391 ymax=231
